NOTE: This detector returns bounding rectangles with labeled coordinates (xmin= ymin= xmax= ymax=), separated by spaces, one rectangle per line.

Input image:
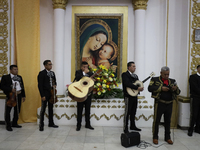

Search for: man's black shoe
xmin=76 ymin=126 xmax=81 ymax=131
xmin=48 ymin=124 xmax=59 ymax=128
xmin=6 ymin=126 xmax=13 ymax=131
xmin=12 ymin=124 xmax=22 ymax=128
xmin=39 ymin=126 xmax=44 ymax=131
xmin=194 ymin=129 xmax=200 ymax=134
xmin=130 ymin=127 xmax=141 ymax=131
xmin=85 ymin=125 xmax=94 ymax=130
xmin=188 ymin=130 xmax=193 ymax=136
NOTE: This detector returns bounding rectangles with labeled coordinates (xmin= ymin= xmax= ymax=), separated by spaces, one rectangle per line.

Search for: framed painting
xmin=71 ymin=6 xmax=128 ymax=80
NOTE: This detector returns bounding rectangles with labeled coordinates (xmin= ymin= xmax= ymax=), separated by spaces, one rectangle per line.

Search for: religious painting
xmin=71 ymin=6 xmax=128 ymax=80
xmin=76 ymin=16 xmax=122 ymax=78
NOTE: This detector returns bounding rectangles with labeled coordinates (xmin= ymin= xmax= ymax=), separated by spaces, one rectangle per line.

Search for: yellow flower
xmin=97 ymin=91 xmax=101 ymax=95
xmin=106 ymin=85 xmax=109 ymax=88
xmin=96 ymin=77 xmax=100 ymax=81
xmin=103 ymin=80 xmax=107 ymax=83
xmin=93 ymin=68 xmax=97 ymax=72
xmin=111 ymin=74 xmax=114 ymax=77
xmin=97 ymin=88 xmax=100 ymax=91
xmin=116 ymin=84 xmax=119 ymax=87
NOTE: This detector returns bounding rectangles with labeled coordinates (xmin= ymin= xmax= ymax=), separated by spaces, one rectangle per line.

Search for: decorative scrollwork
xmin=0 ymin=0 xmax=9 ymax=78
xmin=191 ymin=1 xmax=200 ymax=74
xmin=38 ymin=113 xmax=153 ymax=121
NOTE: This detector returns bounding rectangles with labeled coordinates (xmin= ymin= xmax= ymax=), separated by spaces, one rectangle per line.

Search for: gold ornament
xmin=52 ymin=0 xmax=68 ymax=10
xmin=132 ymin=0 xmax=148 ymax=10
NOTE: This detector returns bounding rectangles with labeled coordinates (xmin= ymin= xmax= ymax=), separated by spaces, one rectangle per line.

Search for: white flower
xmin=97 ymin=91 xmax=101 ymax=95
xmin=96 ymin=83 xmax=101 ymax=86
xmin=109 ymin=77 xmax=113 ymax=81
xmin=102 ymin=84 xmax=106 ymax=88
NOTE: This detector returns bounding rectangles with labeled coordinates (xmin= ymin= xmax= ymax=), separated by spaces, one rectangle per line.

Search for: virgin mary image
xmin=80 ymin=23 xmax=108 ymax=68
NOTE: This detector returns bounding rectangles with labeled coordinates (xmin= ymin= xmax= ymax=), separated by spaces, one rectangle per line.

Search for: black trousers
xmin=39 ymin=95 xmax=54 ymax=127
xmin=77 ymin=94 xmax=92 ymax=127
xmin=5 ymin=94 xmax=22 ymax=127
xmin=189 ymin=97 xmax=200 ymax=131
xmin=152 ymin=101 xmax=173 ymax=140
xmin=123 ymin=96 xmax=138 ymax=131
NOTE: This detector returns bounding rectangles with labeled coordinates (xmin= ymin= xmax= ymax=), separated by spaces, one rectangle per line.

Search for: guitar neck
xmin=142 ymin=76 xmax=151 ymax=83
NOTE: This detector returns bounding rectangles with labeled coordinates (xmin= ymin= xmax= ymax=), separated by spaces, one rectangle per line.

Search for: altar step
xmin=37 ymin=97 xmax=154 ymax=127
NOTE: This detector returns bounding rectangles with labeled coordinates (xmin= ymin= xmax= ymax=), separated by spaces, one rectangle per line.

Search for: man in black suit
xmin=188 ymin=65 xmax=200 ymax=136
xmin=121 ymin=61 xmax=144 ymax=133
xmin=74 ymin=61 xmax=94 ymax=131
xmin=38 ymin=60 xmax=58 ymax=131
xmin=0 ymin=65 xmax=26 ymax=131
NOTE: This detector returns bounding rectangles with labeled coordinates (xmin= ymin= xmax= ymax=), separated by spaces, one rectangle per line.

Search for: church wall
xmin=40 ymin=0 xmax=190 ymax=98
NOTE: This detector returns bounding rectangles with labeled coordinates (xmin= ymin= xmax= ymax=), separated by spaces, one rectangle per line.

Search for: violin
xmin=49 ymin=79 xmax=58 ymax=104
xmin=7 ymin=82 xmax=17 ymax=107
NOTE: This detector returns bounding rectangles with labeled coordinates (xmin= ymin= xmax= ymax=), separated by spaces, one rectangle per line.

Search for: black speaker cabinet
xmin=121 ymin=132 xmax=140 ymax=148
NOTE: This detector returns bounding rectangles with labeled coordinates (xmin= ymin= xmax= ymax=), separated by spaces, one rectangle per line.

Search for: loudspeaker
xmin=121 ymin=132 xmax=140 ymax=148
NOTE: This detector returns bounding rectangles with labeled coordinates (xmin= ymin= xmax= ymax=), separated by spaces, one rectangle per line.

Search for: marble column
xmin=132 ymin=0 xmax=148 ymax=98
xmin=52 ymin=0 xmax=68 ymax=97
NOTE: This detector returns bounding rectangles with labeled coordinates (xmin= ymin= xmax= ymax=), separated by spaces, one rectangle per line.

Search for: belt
xmin=158 ymin=99 xmax=173 ymax=104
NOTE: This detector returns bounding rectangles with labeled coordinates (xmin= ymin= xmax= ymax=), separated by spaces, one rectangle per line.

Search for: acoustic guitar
xmin=68 ymin=69 xmax=102 ymax=102
xmin=126 ymin=72 xmax=155 ymax=97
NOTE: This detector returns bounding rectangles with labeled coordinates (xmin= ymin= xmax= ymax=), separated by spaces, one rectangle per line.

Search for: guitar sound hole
xmin=83 ymin=81 xmax=88 ymax=85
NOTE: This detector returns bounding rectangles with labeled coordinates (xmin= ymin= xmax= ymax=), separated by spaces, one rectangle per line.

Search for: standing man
xmin=188 ymin=65 xmax=200 ymax=136
xmin=38 ymin=60 xmax=58 ymax=131
xmin=74 ymin=61 xmax=94 ymax=131
xmin=148 ymin=66 xmax=180 ymax=145
xmin=1 ymin=65 xmax=26 ymax=131
xmin=121 ymin=61 xmax=144 ymax=133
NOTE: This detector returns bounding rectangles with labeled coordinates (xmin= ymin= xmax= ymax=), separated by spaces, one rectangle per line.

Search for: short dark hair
xmin=10 ymin=65 xmax=17 ymax=70
xmin=127 ymin=61 xmax=135 ymax=68
xmin=197 ymin=65 xmax=200 ymax=69
xmin=81 ymin=61 xmax=88 ymax=66
xmin=43 ymin=60 xmax=51 ymax=66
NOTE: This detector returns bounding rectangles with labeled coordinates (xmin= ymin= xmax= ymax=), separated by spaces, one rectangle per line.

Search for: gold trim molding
xmin=38 ymin=113 xmax=153 ymax=121
xmin=132 ymin=0 xmax=148 ymax=10
xmin=52 ymin=0 xmax=68 ymax=10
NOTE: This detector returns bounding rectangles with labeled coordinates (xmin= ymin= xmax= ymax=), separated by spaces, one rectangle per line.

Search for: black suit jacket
xmin=189 ymin=74 xmax=200 ymax=98
xmin=74 ymin=69 xmax=93 ymax=82
xmin=37 ymin=69 xmax=56 ymax=98
xmin=121 ymin=71 xmax=139 ymax=97
xmin=0 ymin=74 xmax=25 ymax=98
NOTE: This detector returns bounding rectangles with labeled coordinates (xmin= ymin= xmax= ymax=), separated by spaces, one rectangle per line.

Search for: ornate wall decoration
xmin=191 ymin=0 xmax=200 ymax=74
xmin=52 ymin=0 xmax=68 ymax=10
xmin=132 ymin=0 xmax=148 ymax=10
xmin=0 ymin=0 xmax=8 ymax=78
xmin=38 ymin=112 xmax=153 ymax=121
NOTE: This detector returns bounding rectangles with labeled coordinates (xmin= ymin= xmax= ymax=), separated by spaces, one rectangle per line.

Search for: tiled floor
xmin=0 ymin=123 xmax=199 ymax=150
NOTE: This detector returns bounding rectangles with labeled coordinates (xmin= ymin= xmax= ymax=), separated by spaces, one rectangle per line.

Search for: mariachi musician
xmin=37 ymin=60 xmax=58 ymax=131
xmin=0 ymin=65 xmax=26 ymax=131
xmin=73 ymin=61 xmax=94 ymax=131
xmin=121 ymin=61 xmax=144 ymax=133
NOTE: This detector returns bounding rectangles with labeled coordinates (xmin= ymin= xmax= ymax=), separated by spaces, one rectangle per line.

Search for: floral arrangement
xmin=91 ymin=65 xmax=123 ymax=99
